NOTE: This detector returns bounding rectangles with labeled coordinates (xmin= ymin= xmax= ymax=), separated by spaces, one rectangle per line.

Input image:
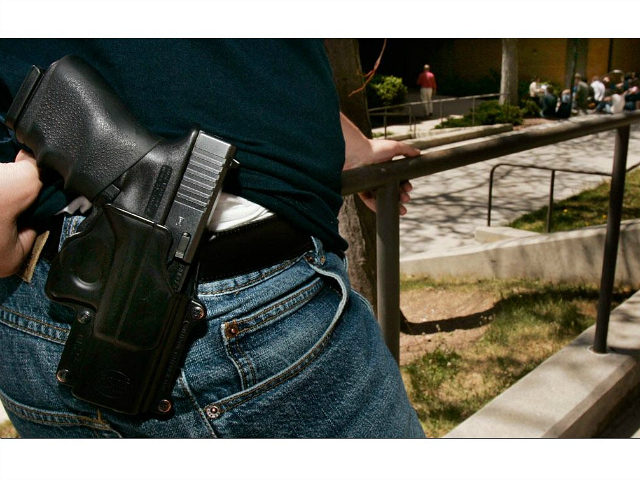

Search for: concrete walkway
xmin=384 ymin=118 xmax=640 ymax=259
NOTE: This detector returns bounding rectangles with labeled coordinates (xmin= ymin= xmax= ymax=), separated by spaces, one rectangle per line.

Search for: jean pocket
xmin=0 ymin=388 xmax=121 ymax=438
xmin=220 ymin=275 xmax=329 ymax=390
xmin=197 ymin=251 xmax=349 ymax=423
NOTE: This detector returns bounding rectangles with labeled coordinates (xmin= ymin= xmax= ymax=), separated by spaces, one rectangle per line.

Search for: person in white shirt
xmin=590 ymin=76 xmax=605 ymax=103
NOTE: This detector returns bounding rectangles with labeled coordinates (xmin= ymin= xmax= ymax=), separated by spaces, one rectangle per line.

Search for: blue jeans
xmin=0 ymin=215 xmax=424 ymax=438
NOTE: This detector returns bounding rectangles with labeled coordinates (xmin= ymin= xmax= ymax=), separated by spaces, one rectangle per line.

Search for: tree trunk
xmin=500 ymin=38 xmax=519 ymax=106
xmin=324 ymin=39 xmax=378 ymax=310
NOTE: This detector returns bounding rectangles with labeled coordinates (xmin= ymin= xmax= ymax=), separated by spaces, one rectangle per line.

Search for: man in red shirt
xmin=416 ymin=64 xmax=437 ymax=117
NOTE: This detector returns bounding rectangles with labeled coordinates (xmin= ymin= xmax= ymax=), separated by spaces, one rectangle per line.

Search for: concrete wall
xmin=401 ymin=220 xmax=640 ymax=288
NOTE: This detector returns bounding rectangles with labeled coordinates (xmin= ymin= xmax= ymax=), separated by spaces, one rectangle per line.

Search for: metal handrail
xmin=341 ymin=112 xmax=640 ymax=361
xmin=487 ymin=162 xmax=640 ymax=233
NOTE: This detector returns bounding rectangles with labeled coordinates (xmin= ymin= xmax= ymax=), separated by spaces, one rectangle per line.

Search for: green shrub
xmin=366 ymin=75 xmax=408 ymax=108
xmin=474 ymin=100 xmax=523 ymax=125
xmin=435 ymin=116 xmax=473 ymax=129
xmin=520 ymin=99 xmax=541 ymax=118
xmin=436 ymin=100 xmax=524 ymax=129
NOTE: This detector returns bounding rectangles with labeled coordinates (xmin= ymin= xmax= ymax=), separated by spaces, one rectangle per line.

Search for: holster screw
xmin=77 ymin=310 xmax=93 ymax=324
xmin=191 ymin=304 xmax=206 ymax=321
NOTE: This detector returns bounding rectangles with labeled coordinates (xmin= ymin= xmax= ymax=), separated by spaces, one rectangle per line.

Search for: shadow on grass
xmin=400 ymin=287 xmax=630 ymax=335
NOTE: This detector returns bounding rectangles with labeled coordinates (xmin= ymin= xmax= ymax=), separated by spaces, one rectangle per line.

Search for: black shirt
xmin=0 ymin=39 xmax=347 ymax=251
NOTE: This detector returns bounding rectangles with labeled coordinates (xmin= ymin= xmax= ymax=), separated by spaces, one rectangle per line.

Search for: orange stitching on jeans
xmin=197 ymin=257 xmax=302 ymax=296
xmin=0 ymin=390 xmax=116 ymax=432
xmin=233 ymin=278 xmax=321 ymax=334
xmin=0 ymin=305 xmax=69 ymax=333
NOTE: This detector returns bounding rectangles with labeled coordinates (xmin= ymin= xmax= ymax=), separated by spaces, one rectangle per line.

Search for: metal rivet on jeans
xmin=226 ymin=322 xmax=239 ymax=338
xmin=56 ymin=369 xmax=70 ymax=383
xmin=157 ymin=399 xmax=172 ymax=414
xmin=304 ymin=254 xmax=315 ymax=264
xmin=205 ymin=405 xmax=221 ymax=419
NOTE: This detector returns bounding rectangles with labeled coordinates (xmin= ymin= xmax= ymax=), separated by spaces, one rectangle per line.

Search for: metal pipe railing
xmin=486 ymin=163 xmax=640 ymax=233
xmin=594 ymin=125 xmax=631 ymax=353
xmin=342 ymin=112 xmax=640 ymax=363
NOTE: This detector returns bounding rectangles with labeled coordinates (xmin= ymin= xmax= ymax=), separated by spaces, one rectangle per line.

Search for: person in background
xmin=416 ymin=64 xmax=437 ymax=117
xmin=623 ymin=80 xmax=640 ymax=111
xmin=572 ymin=73 xmax=590 ymax=114
xmin=540 ymin=85 xmax=558 ymax=118
xmin=528 ymin=77 xmax=544 ymax=105
xmin=590 ymin=75 xmax=606 ymax=109
xmin=556 ymin=89 xmax=572 ymax=119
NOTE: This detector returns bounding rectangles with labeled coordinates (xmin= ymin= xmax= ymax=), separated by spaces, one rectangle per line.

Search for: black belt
xmin=41 ymin=214 xmax=313 ymax=282
xmin=196 ymin=216 xmax=314 ymax=282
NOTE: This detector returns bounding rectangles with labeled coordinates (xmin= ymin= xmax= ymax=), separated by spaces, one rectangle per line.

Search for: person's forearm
xmin=340 ymin=112 xmax=371 ymax=171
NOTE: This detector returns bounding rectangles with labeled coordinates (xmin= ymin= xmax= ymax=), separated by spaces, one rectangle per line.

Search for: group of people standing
xmin=530 ymin=71 xmax=640 ymax=119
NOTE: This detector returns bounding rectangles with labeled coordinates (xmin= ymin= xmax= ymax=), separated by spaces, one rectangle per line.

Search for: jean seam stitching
xmin=198 ymin=256 xmax=303 ymax=296
xmin=0 ymin=308 xmax=68 ymax=345
xmin=177 ymin=371 xmax=217 ymax=438
xmin=0 ymin=305 xmax=69 ymax=333
xmin=234 ymin=278 xmax=322 ymax=334
xmin=0 ymin=389 xmax=118 ymax=432
xmin=226 ymin=340 xmax=252 ymax=389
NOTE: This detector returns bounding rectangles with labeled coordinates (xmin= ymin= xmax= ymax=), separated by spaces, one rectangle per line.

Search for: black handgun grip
xmin=6 ymin=56 xmax=160 ymax=200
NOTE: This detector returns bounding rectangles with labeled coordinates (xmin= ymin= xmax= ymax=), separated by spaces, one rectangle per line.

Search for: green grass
xmin=0 ymin=420 xmax=18 ymax=438
xmin=508 ymin=167 xmax=640 ymax=233
xmin=400 ymin=277 xmax=633 ymax=438
xmin=372 ymin=131 xmax=393 ymax=138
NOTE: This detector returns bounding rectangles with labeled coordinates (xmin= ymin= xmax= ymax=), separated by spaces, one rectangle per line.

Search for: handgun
xmin=4 ymin=55 xmax=237 ymax=416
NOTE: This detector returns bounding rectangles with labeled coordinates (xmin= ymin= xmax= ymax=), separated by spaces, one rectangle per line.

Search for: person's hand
xmin=341 ymin=113 xmax=421 ymax=216
xmin=344 ymin=138 xmax=418 ymax=215
xmin=0 ymin=150 xmax=43 ymax=278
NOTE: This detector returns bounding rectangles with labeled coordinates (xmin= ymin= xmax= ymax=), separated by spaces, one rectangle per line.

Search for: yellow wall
xmin=518 ymin=39 xmax=567 ymax=85
xmin=586 ymin=39 xmax=610 ymax=80
xmin=611 ymin=39 xmax=640 ymax=73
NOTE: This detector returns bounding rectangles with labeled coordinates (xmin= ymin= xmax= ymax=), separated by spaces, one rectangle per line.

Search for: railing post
xmin=383 ymin=108 xmax=388 ymax=139
xmin=376 ymin=181 xmax=401 ymax=363
xmin=546 ymin=170 xmax=556 ymax=233
xmin=472 ymin=97 xmax=476 ymax=126
xmin=487 ymin=165 xmax=498 ymax=226
xmin=593 ymin=125 xmax=630 ymax=353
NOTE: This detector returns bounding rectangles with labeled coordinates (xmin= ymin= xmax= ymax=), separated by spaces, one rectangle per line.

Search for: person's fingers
xmin=358 ymin=188 xmax=411 ymax=216
xmin=17 ymin=227 xmax=38 ymax=260
xmin=1 ymin=151 xmax=42 ymax=220
xmin=357 ymin=191 xmax=377 ymax=213
xmin=400 ymin=180 xmax=413 ymax=194
xmin=393 ymin=142 xmax=421 ymax=158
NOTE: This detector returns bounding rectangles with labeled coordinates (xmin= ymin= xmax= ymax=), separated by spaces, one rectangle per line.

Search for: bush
xmin=366 ymin=75 xmax=408 ymax=108
xmin=474 ymin=100 xmax=523 ymax=125
xmin=520 ymin=99 xmax=541 ymax=118
xmin=436 ymin=100 xmax=524 ymax=129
